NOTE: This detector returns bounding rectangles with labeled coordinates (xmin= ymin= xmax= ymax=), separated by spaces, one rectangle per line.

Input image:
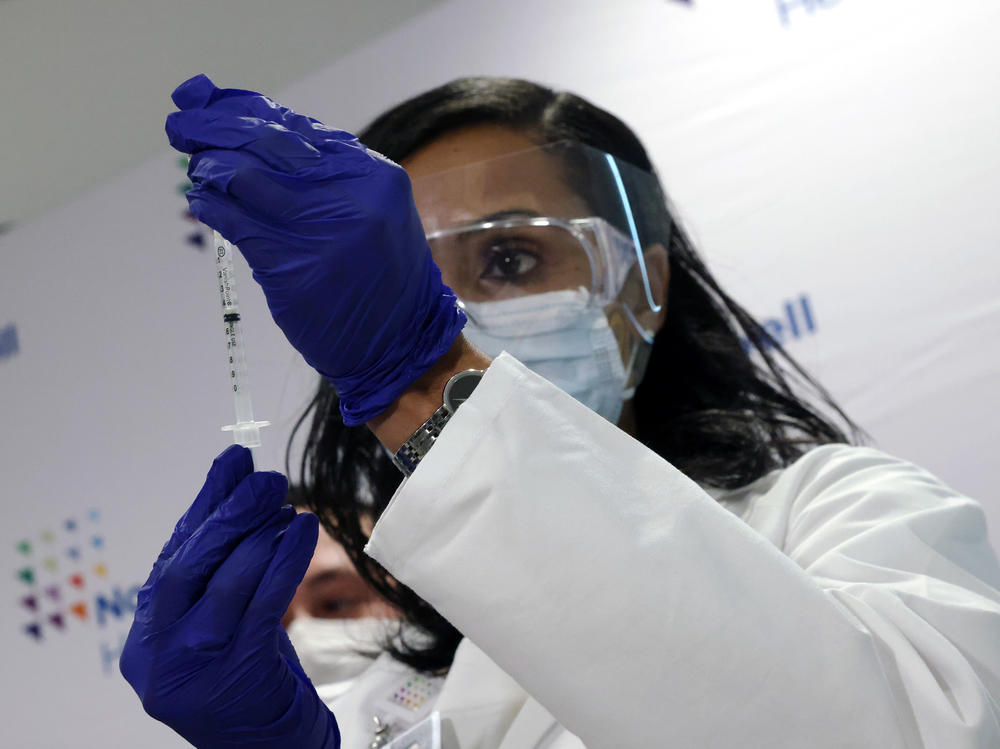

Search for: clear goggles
xmin=410 ymin=140 xmax=668 ymax=340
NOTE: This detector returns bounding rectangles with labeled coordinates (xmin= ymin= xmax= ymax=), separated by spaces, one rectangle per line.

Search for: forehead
xmin=303 ymin=523 xmax=353 ymax=580
xmin=403 ymin=125 xmax=590 ymax=233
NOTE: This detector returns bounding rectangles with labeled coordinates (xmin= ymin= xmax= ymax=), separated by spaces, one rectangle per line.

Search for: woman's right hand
xmin=120 ymin=445 xmax=340 ymax=749
xmin=165 ymin=75 xmax=467 ymax=425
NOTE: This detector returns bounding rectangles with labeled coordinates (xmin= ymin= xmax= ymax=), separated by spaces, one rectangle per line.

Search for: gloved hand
xmin=165 ymin=74 xmax=466 ymax=425
xmin=120 ymin=445 xmax=340 ymax=749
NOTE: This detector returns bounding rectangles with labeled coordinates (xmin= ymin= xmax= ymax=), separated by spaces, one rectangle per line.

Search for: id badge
xmin=382 ymin=711 xmax=442 ymax=749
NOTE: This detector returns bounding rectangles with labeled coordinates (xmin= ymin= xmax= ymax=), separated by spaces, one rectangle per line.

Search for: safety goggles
xmin=426 ymin=214 xmax=634 ymax=303
xmin=410 ymin=140 xmax=667 ymax=339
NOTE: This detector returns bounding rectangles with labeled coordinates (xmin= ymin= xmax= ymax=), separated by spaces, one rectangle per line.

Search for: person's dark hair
xmin=288 ymin=77 xmax=862 ymax=672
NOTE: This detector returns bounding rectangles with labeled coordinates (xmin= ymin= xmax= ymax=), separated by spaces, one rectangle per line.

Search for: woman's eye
xmin=480 ymin=239 xmax=540 ymax=282
xmin=317 ymin=597 xmax=359 ymax=616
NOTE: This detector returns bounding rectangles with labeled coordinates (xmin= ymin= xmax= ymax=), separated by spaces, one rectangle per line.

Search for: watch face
xmin=443 ymin=369 xmax=484 ymax=412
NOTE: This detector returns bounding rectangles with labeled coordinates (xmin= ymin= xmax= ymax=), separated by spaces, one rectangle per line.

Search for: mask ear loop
xmin=605 ymin=154 xmax=663 ymax=323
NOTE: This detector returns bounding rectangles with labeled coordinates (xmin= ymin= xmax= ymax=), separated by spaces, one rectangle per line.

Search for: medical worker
xmin=121 ymin=74 xmax=1000 ymax=748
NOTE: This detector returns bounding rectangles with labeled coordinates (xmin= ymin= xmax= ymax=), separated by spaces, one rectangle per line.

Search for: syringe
xmin=214 ymin=231 xmax=270 ymax=448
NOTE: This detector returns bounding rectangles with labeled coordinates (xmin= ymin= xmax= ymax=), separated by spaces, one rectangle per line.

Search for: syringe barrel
xmin=223 ymin=318 xmax=256 ymax=424
xmin=215 ymin=235 xmax=256 ymax=426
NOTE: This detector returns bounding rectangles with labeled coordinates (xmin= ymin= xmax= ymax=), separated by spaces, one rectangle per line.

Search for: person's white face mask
xmin=462 ymin=289 xmax=629 ymax=424
xmin=286 ymin=616 xmax=391 ymax=700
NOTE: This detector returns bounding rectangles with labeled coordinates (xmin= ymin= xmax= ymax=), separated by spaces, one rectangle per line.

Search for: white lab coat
xmin=331 ymin=353 xmax=1000 ymax=748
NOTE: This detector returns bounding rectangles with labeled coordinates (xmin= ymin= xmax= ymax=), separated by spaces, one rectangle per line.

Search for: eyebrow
xmin=303 ymin=568 xmax=351 ymax=588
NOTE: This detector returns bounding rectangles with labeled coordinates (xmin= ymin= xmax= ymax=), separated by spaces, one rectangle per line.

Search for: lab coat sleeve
xmin=365 ymin=354 xmax=1000 ymax=748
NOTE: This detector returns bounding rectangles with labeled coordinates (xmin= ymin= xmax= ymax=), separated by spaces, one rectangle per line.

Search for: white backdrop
xmin=2 ymin=0 xmax=998 ymax=745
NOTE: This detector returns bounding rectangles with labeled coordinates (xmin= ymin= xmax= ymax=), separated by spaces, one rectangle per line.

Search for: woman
xmin=121 ymin=74 xmax=1000 ymax=749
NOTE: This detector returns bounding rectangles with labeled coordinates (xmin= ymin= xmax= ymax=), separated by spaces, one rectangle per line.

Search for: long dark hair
xmin=288 ymin=77 xmax=862 ymax=672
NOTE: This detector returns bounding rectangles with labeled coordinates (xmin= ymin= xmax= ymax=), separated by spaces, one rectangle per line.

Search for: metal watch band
xmin=391 ymin=403 xmax=452 ymax=476
xmin=391 ymin=368 xmax=485 ymax=476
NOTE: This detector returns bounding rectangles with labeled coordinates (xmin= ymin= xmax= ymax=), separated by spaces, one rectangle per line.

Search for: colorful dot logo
xmin=14 ymin=509 xmax=105 ymax=642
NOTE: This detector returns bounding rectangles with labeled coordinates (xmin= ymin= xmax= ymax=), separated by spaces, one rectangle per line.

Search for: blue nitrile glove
xmin=120 ymin=445 xmax=340 ymax=749
xmin=165 ymin=74 xmax=466 ymax=425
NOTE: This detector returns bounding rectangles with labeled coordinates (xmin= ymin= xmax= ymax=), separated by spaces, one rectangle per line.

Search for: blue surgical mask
xmin=461 ymin=289 xmax=629 ymax=424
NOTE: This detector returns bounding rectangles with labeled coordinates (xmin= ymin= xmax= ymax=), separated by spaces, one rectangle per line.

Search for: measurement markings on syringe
xmin=212 ymin=233 xmax=269 ymax=447
xmin=218 ymin=245 xmax=241 ymax=391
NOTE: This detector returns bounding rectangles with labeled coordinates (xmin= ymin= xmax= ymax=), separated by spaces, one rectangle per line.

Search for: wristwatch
xmin=391 ymin=368 xmax=485 ymax=476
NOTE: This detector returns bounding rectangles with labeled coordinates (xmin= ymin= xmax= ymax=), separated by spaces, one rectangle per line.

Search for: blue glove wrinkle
xmin=171 ymin=73 xmax=219 ymax=110
xmin=171 ymin=74 xmax=273 ymax=114
xmin=172 ymin=445 xmax=255 ymax=549
xmin=243 ymin=512 xmax=319 ymax=626
xmin=188 ymin=154 xmax=377 ymax=228
xmin=168 ymin=111 xmax=324 ymax=173
xmin=144 ymin=471 xmax=288 ymax=626
xmin=137 ymin=445 xmax=253 ymax=613
xmin=245 ymin=677 xmax=341 ymax=748
xmin=188 ymin=507 xmax=298 ymax=640
xmin=183 ymin=184 xmax=273 ymax=252
xmin=122 ymin=449 xmax=339 ymax=748
xmin=336 ymin=257 xmax=467 ymax=424
xmin=183 ymin=133 xmax=373 ymax=185
xmin=172 ymin=74 xmax=351 ymax=147
xmin=165 ymin=110 xmax=261 ymax=153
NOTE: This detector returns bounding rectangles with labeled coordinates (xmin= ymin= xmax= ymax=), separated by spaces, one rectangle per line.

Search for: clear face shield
xmin=410 ymin=140 xmax=668 ymax=423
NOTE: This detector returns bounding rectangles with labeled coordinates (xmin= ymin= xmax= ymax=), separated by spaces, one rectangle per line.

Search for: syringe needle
xmin=214 ymin=231 xmax=270 ymax=448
